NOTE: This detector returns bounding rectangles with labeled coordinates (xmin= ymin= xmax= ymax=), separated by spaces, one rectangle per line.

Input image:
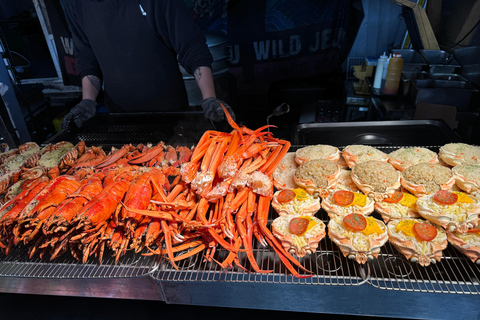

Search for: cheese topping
xmin=362 ymin=217 xmax=383 ymax=235
xmin=399 ymin=193 xmax=417 ymax=208
xmin=293 ymin=188 xmax=309 ymax=201
xmin=352 ymin=192 xmax=367 ymax=207
xmin=453 ymin=191 xmax=474 ymax=203
xmin=396 ymin=219 xmax=417 ymax=238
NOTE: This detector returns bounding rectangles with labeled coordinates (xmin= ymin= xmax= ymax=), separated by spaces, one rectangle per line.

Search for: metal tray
xmin=293 ymin=120 xmax=461 ymax=146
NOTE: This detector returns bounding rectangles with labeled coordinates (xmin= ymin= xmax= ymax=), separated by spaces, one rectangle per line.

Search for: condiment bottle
xmin=373 ymin=52 xmax=388 ymax=90
xmin=383 ymin=53 xmax=404 ymax=95
xmin=380 ymin=54 xmax=391 ymax=92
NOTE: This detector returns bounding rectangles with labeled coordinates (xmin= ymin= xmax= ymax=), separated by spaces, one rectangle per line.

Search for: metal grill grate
xmin=152 ymin=209 xmax=368 ymax=286
xmin=45 ymin=112 xmax=226 ymax=149
xmin=368 ymin=243 xmax=480 ymax=294
xmin=0 ymin=245 xmax=158 ymax=279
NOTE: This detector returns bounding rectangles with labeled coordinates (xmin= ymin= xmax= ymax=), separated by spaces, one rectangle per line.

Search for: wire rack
xmin=151 ymin=209 xmax=368 ymax=286
xmin=0 ymin=245 xmax=158 ymax=279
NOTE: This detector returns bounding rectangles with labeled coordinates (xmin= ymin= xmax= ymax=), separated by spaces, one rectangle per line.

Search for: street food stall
xmin=0 ymin=1 xmax=480 ymax=319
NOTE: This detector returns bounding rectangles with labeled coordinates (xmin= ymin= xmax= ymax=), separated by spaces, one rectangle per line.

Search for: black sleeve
xmin=63 ymin=0 xmax=102 ymax=80
xmin=149 ymin=0 xmax=213 ymax=75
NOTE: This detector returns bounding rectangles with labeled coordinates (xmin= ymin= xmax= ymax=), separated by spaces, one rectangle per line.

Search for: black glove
xmin=61 ymin=99 xmax=97 ymax=130
xmin=201 ymin=97 xmax=235 ymax=122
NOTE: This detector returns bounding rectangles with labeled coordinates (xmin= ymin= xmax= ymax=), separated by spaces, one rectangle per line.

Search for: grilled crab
xmin=400 ymin=163 xmax=455 ymax=198
xmin=272 ymin=215 xmax=326 ymax=258
xmin=351 ymin=160 xmax=401 ymax=202
xmin=271 ymin=188 xmax=320 ymax=216
xmin=321 ymin=190 xmax=374 ymax=219
xmin=295 ymin=144 xmax=341 ymax=165
xmin=293 ymin=159 xmax=341 ymax=197
xmin=439 ymin=143 xmax=480 ymax=166
xmin=416 ymin=190 xmax=480 ymax=233
xmin=447 ymin=229 xmax=480 ymax=264
xmin=387 ymin=218 xmax=447 ymax=267
xmin=327 ymin=214 xmax=388 ymax=264
xmin=452 ymin=164 xmax=480 ymax=195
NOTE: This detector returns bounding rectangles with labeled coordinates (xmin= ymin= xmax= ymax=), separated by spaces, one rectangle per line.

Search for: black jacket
xmin=64 ymin=0 xmax=213 ymax=112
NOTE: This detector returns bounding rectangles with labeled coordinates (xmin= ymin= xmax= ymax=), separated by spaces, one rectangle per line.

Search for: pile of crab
xmin=0 ymin=105 xmax=311 ymax=278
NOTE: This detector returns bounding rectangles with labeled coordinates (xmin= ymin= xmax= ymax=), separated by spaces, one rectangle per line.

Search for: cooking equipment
xmin=293 ymin=120 xmax=460 ymax=146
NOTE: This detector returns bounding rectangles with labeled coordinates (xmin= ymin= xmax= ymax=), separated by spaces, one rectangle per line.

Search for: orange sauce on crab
xmin=361 ymin=217 xmax=383 ymax=235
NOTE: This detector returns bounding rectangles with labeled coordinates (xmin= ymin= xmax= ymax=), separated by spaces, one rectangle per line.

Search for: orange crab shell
xmin=342 ymin=146 xmax=389 ymax=169
xmin=389 ymin=156 xmax=439 ymax=172
xmin=321 ymin=192 xmax=374 ymax=219
xmin=293 ymin=168 xmax=342 ymax=197
xmin=439 ymin=143 xmax=480 ymax=166
xmin=271 ymin=189 xmax=320 ymax=216
xmin=271 ymin=216 xmax=326 ymax=258
xmin=447 ymin=230 xmax=480 ymax=264
xmin=273 ymin=168 xmax=298 ymax=190
xmin=416 ymin=193 xmax=480 ymax=233
xmin=350 ymin=170 xmax=400 ymax=202
xmin=452 ymin=165 xmax=480 ymax=194
xmin=387 ymin=219 xmax=447 ymax=267
xmin=327 ymin=216 xmax=388 ymax=264
xmin=295 ymin=145 xmax=341 ymax=165
xmin=400 ymin=175 xmax=455 ymax=198
xmin=374 ymin=198 xmax=420 ymax=223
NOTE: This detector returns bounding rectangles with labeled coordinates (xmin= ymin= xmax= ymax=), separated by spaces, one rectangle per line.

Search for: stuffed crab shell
xmin=387 ymin=218 xmax=447 ymax=266
xmin=327 ymin=213 xmax=388 ymax=264
xmin=335 ymin=169 xmax=359 ymax=192
xmin=272 ymin=188 xmax=320 ymax=216
xmin=351 ymin=160 xmax=401 ymax=201
xmin=293 ymin=159 xmax=341 ymax=197
xmin=416 ymin=190 xmax=480 ymax=233
xmin=374 ymin=191 xmax=420 ymax=223
xmin=295 ymin=144 xmax=341 ymax=165
xmin=452 ymin=164 xmax=480 ymax=194
xmin=447 ymin=228 xmax=480 ymax=264
xmin=272 ymin=215 xmax=326 ymax=258
xmin=342 ymin=145 xmax=389 ymax=169
xmin=322 ymin=190 xmax=374 ymax=219
xmin=388 ymin=147 xmax=439 ymax=171
xmin=439 ymin=143 xmax=480 ymax=166
xmin=400 ymin=163 xmax=455 ymax=197
xmin=272 ymin=152 xmax=299 ymax=190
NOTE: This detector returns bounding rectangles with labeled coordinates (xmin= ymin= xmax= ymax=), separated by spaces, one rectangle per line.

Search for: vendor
xmin=61 ymin=0 xmax=234 ymax=130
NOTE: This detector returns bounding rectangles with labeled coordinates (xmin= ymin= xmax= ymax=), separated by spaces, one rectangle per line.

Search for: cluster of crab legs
xmin=0 ymin=104 xmax=313 ymax=278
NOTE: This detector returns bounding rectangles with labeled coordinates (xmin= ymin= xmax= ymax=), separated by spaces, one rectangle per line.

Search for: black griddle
xmin=45 ymin=112 xmax=229 ymax=148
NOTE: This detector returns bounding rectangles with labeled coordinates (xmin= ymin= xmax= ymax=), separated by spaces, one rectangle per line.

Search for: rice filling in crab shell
xmin=293 ymin=159 xmax=340 ymax=196
xmin=447 ymin=230 xmax=480 ymax=264
xmin=351 ymin=160 xmax=400 ymax=201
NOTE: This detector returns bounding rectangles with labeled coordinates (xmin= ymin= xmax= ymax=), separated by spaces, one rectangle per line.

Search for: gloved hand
xmin=61 ymin=99 xmax=97 ymax=130
xmin=201 ymin=97 xmax=236 ymax=122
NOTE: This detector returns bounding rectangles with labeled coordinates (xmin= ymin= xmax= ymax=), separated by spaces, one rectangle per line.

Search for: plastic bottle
xmin=380 ymin=54 xmax=391 ymax=92
xmin=373 ymin=52 xmax=388 ymax=90
xmin=383 ymin=53 xmax=404 ymax=95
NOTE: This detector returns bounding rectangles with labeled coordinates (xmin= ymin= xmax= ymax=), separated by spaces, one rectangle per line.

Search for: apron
xmin=83 ymin=0 xmax=189 ymax=112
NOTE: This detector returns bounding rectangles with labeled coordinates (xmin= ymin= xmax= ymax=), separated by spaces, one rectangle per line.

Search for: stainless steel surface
xmin=0 ymin=276 xmax=163 ymax=300
xmin=410 ymin=77 xmax=479 ymax=110
xmin=0 ymin=245 xmax=158 ymax=279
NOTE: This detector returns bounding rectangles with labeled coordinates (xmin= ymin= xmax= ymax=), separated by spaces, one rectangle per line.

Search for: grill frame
xmin=3 ymin=117 xmax=480 ymax=295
